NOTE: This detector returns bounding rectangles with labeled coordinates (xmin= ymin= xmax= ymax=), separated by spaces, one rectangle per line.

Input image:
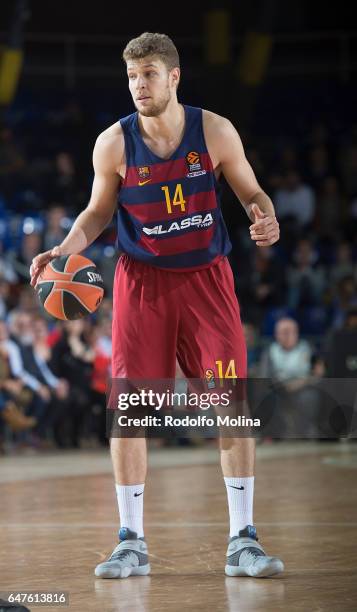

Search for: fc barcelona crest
xmin=137 ymin=166 xmax=151 ymax=179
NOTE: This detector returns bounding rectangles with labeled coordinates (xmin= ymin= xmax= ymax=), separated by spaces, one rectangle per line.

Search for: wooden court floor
xmin=0 ymin=442 xmax=356 ymax=612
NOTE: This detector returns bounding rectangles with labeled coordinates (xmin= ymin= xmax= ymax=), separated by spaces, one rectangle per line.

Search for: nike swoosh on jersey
xmin=138 ymin=179 xmax=152 ymax=186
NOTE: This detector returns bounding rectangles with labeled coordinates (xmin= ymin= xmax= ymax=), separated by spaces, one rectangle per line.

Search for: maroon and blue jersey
xmin=117 ymin=105 xmax=231 ymax=271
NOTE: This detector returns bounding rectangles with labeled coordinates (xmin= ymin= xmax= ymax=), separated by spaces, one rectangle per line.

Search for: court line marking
xmin=1 ymin=443 xmax=356 ymax=484
xmin=322 ymin=456 xmax=357 ymax=468
xmin=1 ymin=522 xmax=357 ymax=528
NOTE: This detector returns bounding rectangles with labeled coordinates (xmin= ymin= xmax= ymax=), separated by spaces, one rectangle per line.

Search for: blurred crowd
xmin=1 ymin=100 xmax=357 ymax=451
xmin=0 ymin=305 xmax=112 ymax=451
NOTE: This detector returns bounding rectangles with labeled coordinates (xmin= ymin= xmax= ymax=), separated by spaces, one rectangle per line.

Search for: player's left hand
xmin=249 ymin=204 xmax=280 ymax=246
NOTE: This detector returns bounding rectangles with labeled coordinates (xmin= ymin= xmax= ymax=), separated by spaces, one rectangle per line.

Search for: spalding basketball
xmin=36 ymin=254 xmax=104 ymax=320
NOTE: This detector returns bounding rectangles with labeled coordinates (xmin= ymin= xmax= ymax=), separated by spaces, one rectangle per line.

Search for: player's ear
xmin=171 ymin=67 xmax=180 ymax=89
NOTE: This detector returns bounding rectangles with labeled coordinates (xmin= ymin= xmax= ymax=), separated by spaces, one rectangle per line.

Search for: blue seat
xmin=297 ymin=306 xmax=328 ymax=335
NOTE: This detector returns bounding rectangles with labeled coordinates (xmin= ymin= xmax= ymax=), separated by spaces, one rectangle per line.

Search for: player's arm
xmin=30 ymin=126 xmax=124 ymax=287
xmin=204 ymin=112 xmax=279 ymax=247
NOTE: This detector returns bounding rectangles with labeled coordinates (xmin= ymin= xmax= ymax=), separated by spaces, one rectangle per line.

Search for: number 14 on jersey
xmin=161 ymin=184 xmax=186 ymax=214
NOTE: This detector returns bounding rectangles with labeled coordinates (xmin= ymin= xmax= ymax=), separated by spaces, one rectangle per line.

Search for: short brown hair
xmin=123 ymin=32 xmax=180 ymax=71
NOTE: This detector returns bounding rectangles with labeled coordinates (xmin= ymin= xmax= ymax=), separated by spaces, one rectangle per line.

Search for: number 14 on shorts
xmin=215 ymin=359 xmax=237 ymax=379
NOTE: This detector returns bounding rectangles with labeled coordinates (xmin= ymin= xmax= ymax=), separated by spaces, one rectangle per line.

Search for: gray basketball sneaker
xmin=94 ymin=527 xmax=150 ymax=579
xmin=225 ymin=525 xmax=284 ymax=578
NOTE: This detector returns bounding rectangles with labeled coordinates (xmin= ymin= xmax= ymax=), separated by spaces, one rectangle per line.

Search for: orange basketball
xmin=36 ymin=254 xmax=104 ymax=320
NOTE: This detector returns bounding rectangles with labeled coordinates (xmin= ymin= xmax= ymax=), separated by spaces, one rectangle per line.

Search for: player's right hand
xmin=30 ymin=245 xmax=63 ymax=288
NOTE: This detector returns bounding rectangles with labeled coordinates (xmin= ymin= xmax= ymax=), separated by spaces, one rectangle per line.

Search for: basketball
xmin=36 ymin=254 xmax=104 ymax=320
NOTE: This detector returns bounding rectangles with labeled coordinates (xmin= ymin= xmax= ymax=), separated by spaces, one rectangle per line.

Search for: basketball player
xmin=30 ymin=33 xmax=283 ymax=578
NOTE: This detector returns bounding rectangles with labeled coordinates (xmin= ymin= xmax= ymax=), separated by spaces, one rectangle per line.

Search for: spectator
xmin=20 ymin=316 xmax=69 ymax=444
xmin=260 ymin=318 xmax=320 ymax=437
xmin=252 ymin=246 xmax=286 ymax=309
xmin=47 ymin=99 xmax=93 ymax=162
xmin=331 ymin=275 xmax=357 ymax=329
xmin=90 ymin=316 xmax=112 ymax=445
xmin=17 ymin=286 xmax=41 ymax=313
xmin=43 ymin=205 xmax=68 ymax=251
xmin=51 ymin=319 xmax=94 ymax=447
xmin=0 ymin=394 xmax=36 ymax=437
xmin=325 ymin=305 xmax=357 ymax=374
xmin=275 ymin=170 xmax=316 ymax=229
xmin=0 ymin=240 xmax=18 ymax=284
xmin=0 ymin=279 xmax=11 ymax=319
xmin=238 ymin=246 xmax=286 ymax=326
xmin=330 ymin=242 xmax=355 ymax=289
xmin=1 ymin=330 xmax=37 ymax=442
xmin=8 ymin=310 xmax=34 ymax=346
xmin=306 ymin=146 xmax=331 ymax=190
xmin=11 ymin=232 xmax=43 ymax=285
xmin=1 ymin=315 xmax=56 ymax=446
xmin=49 ymin=152 xmax=82 ymax=212
xmin=344 ymin=306 xmax=357 ymax=331
xmin=316 ymin=177 xmax=344 ymax=239
xmin=26 ymin=156 xmax=53 ymax=208
xmin=260 ymin=318 xmax=312 ymax=381
xmin=287 ymin=239 xmax=326 ymax=310
xmin=0 ymin=320 xmax=37 ymax=438
xmin=22 ymin=316 xmax=68 ymax=397
xmin=0 ymin=318 xmax=48 ymax=402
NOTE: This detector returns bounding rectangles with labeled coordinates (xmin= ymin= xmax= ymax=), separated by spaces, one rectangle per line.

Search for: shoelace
xmin=109 ymin=546 xmax=135 ymax=562
xmin=241 ymin=548 xmax=266 ymax=565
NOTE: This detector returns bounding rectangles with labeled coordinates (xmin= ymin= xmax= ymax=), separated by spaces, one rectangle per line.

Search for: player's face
xmin=127 ymin=57 xmax=179 ymax=117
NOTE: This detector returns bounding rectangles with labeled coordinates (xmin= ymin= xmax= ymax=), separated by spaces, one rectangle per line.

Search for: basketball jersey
xmin=117 ymin=105 xmax=232 ymax=271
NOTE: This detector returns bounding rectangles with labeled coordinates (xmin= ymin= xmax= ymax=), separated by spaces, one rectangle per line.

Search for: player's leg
xmin=111 ymin=435 xmax=147 ymax=530
xmin=95 ymin=438 xmax=150 ymax=579
xmin=95 ymin=256 xmax=178 ymax=579
xmin=220 ymin=436 xmax=255 ymax=535
xmin=220 ymin=435 xmax=283 ymax=577
xmin=177 ymin=257 xmax=284 ymax=577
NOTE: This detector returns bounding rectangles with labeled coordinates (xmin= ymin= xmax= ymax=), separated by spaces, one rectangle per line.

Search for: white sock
xmin=115 ymin=483 xmax=145 ymax=538
xmin=224 ymin=476 xmax=254 ymax=538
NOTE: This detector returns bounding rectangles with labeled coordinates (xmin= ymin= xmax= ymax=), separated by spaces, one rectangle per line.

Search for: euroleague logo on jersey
xmin=185 ymin=151 xmax=207 ymax=178
xmin=205 ymin=368 xmax=216 ymax=389
xmin=186 ymin=151 xmax=200 ymax=167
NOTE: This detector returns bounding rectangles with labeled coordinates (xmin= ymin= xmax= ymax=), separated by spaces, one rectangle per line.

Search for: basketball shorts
xmin=112 ymin=254 xmax=247 ymax=381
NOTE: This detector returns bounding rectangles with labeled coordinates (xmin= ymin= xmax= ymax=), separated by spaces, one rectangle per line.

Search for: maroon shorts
xmin=112 ymin=255 xmax=247 ymax=380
